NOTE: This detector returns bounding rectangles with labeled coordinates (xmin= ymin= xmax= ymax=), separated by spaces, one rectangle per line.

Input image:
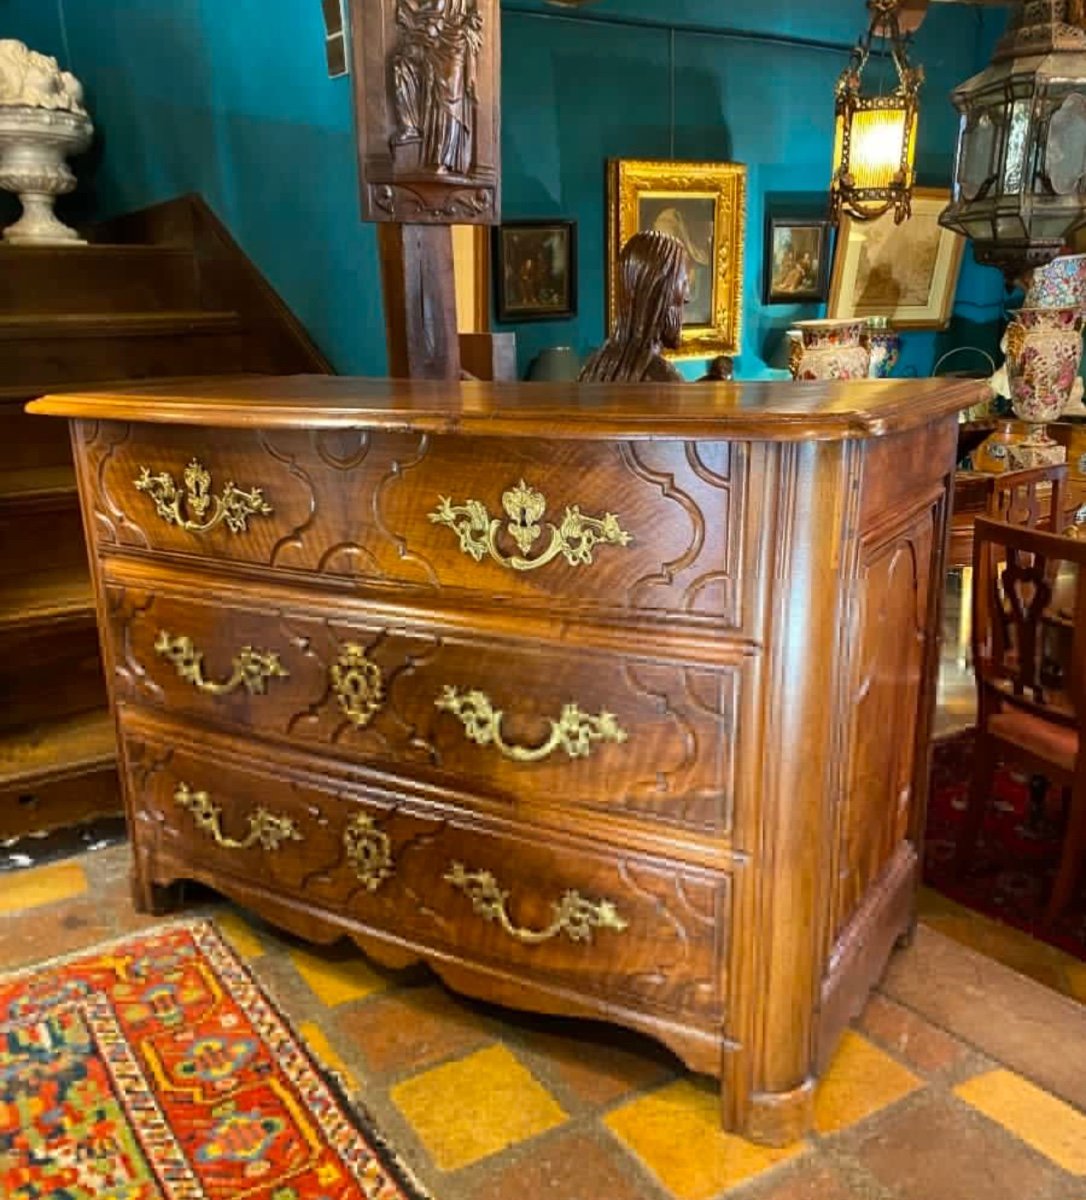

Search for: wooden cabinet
xmin=30 ymin=373 xmax=982 ymax=1145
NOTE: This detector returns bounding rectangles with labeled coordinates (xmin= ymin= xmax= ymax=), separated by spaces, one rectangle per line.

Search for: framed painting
xmin=494 ymin=219 xmax=577 ymax=322
xmin=828 ymin=188 xmax=965 ymax=329
xmin=607 ymin=159 xmax=747 ymax=359
xmin=764 ymin=216 xmax=832 ymax=305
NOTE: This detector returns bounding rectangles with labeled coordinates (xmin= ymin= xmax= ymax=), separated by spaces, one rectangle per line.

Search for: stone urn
xmin=1004 ymin=306 xmax=1085 ymax=468
xmin=0 ymin=41 xmax=92 ymax=245
xmin=865 ymin=316 xmax=902 ymax=379
xmin=790 ymin=319 xmax=871 ymax=381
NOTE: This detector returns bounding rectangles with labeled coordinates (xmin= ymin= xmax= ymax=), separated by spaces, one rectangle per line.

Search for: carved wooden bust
xmin=579 ymin=231 xmax=688 ymax=383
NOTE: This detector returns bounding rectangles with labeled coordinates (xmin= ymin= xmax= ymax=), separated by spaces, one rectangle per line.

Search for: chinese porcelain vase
xmin=0 ymin=41 xmax=92 ymax=246
xmin=1004 ymin=306 xmax=1085 ymax=467
xmin=790 ymin=319 xmax=871 ymax=381
xmin=1023 ymin=252 xmax=1086 ymax=310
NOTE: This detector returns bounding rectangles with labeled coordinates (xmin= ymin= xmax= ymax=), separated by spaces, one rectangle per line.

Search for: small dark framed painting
xmin=494 ymin=220 xmax=577 ymax=322
xmin=763 ymin=216 xmax=832 ymax=305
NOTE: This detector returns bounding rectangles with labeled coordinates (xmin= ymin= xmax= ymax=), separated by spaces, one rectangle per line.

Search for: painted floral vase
xmin=865 ymin=317 xmax=902 ymax=379
xmin=790 ymin=319 xmax=871 ymax=381
xmin=1004 ymin=306 xmax=1084 ymax=467
xmin=1023 ymin=253 xmax=1086 ymax=309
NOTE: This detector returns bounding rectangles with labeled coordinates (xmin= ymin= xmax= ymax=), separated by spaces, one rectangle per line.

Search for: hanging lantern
xmin=940 ymin=1 xmax=1086 ymax=277
xmin=830 ymin=0 xmax=923 ymax=225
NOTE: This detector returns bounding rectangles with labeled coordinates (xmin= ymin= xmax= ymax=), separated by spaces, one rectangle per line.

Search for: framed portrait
xmin=607 ymin=159 xmax=747 ymax=359
xmin=763 ymin=217 xmax=832 ymax=304
xmin=494 ymin=220 xmax=577 ymax=322
xmin=828 ymin=188 xmax=965 ymax=329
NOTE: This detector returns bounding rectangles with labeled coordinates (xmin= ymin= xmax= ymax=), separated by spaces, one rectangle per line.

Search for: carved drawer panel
xmin=107 ymin=581 xmax=740 ymax=836
xmin=124 ymin=719 xmax=730 ymax=1022
xmin=78 ymin=421 xmax=747 ymax=627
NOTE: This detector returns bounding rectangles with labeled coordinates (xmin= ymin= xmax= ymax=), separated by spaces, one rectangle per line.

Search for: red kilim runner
xmin=0 ymin=919 xmax=430 ymax=1200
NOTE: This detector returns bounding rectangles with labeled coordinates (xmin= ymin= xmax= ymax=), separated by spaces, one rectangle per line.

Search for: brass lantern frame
xmin=830 ymin=0 xmax=924 ymax=226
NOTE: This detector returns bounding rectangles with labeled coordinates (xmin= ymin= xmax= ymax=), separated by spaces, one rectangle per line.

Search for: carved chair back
xmin=972 ymin=517 xmax=1086 ymax=732
xmin=985 ymin=463 xmax=1070 ymax=531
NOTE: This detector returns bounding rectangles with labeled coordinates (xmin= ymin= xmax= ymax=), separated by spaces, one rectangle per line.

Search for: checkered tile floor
xmin=3 ymin=845 xmax=1085 ymax=1200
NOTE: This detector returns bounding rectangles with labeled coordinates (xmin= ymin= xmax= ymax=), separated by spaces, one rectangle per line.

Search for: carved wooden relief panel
xmin=80 ymin=422 xmax=748 ymax=629
xmin=348 ymin=0 xmax=500 ymax=223
xmin=833 ymin=502 xmax=935 ymax=934
xmin=125 ymin=721 xmax=730 ymax=1020
xmin=107 ymin=582 xmax=742 ymax=834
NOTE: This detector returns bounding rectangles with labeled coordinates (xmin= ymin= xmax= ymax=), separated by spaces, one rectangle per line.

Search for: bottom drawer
xmin=123 ymin=714 xmax=730 ymax=1023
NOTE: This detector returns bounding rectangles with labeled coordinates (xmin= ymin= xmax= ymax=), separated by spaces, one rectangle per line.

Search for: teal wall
xmin=3 ymin=0 xmax=1007 ymax=379
xmin=498 ymin=0 xmax=1009 ymax=379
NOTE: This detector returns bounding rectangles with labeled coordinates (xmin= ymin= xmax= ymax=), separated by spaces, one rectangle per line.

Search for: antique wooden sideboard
xmin=30 ymin=374 xmax=982 ymax=1144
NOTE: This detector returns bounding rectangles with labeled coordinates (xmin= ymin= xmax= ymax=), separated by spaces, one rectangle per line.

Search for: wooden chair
xmin=985 ymin=462 xmax=1071 ymax=530
xmin=958 ymin=516 xmax=1086 ymax=926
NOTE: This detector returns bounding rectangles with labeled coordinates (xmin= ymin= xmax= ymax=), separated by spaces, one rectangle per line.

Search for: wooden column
xmin=378 ymin=224 xmax=461 ymax=379
xmin=349 ymin=0 xmax=500 ymax=380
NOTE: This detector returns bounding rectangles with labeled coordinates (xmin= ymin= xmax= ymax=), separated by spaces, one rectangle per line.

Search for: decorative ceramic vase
xmin=1004 ymin=306 xmax=1085 ymax=468
xmin=1023 ymin=252 xmax=1086 ymax=309
xmin=0 ymin=41 xmax=92 ymax=245
xmin=865 ymin=317 xmax=902 ymax=379
xmin=790 ymin=319 xmax=871 ymax=381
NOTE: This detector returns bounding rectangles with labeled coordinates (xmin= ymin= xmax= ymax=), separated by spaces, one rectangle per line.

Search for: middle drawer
xmin=105 ymin=579 xmax=741 ymax=837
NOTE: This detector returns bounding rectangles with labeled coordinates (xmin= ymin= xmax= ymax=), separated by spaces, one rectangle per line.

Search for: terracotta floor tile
xmin=0 ymin=897 xmax=110 ymax=968
xmin=338 ymin=985 xmax=493 ymax=1075
xmin=956 ymin=1069 xmax=1086 ymax=1175
xmin=466 ymin=1129 xmax=656 ymax=1200
xmin=884 ymin=925 xmax=1086 ymax=1113
xmin=813 ymin=1030 xmax=921 ymax=1135
xmin=0 ymin=860 xmax=87 ymax=915
xmin=518 ymin=1023 xmax=676 ymax=1109
xmin=846 ymin=1091 xmax=1067 ymax=1200
xmin=213 ymin=909 xmax=266 ymax=960
xmin=605 ymin=1079 xmax=805 ymax=1200
xmin=859 ymin=994 xmax=972 ymax=1077
xmin=391 ymin=1044 xmax=566 ymax=1171
xmin=289 ymin=943 xmax=390 ymax=1007
xmin=743 ymin=1161 xmax=858 ymax=1200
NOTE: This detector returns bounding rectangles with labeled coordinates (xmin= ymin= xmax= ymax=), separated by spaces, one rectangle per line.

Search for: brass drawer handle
xmin=155 ymin=632 xmax=289 ymax=696
xmin=435 ymin=686 xmax=628 ymax=763
xmin=445 ymin=862 xmax=628 ymax=945
xmin=344 ymin=813 xmax=393 ymax=891
xmin=429 ymin=479 xmax=631 ymax=572
xmin=174 ymin=783 xmax=302 ymax=852
xmin=134 ymin=458 xmax=273 ymax=534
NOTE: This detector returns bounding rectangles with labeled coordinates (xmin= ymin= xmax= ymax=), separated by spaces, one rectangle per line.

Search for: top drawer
xmin=75 ymin=421 xmax=747 ymax=627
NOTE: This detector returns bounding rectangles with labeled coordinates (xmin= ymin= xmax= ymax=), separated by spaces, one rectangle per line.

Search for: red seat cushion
xmin=988 ymin=711 xmax=1079 ymax=774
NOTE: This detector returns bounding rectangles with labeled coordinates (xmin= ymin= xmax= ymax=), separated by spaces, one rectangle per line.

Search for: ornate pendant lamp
xmin=830 ymin=0 xmax=923 ymax=225
xmin=940 ymin=1 xmax=1086 ymax=276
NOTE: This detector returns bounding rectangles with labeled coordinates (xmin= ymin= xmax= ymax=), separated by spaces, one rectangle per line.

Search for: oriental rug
xmin=0 ymin=919 xmax=430 ymax=1200
xmin=925 ymin=731 xmax=1086 ymax=963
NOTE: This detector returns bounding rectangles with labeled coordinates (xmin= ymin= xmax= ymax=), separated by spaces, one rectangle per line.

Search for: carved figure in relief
xmin=0 ymin=40 xmax=86 ymax=113
xmin=389 ymin=0 xmax=483 ymax=176
xmin=579 ymin=231 xmax=688 ymax=383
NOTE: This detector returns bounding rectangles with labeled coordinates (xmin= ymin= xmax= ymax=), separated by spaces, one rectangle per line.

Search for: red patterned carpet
xmin=926 ymin=732 xmax=1086 ymax=962
xmin=0 ymin=920 xmax=429 ymax=1200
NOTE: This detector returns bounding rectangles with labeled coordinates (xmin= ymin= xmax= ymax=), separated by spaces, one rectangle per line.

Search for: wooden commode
xmin=30 ymin=374 xmax=981 ymax=1144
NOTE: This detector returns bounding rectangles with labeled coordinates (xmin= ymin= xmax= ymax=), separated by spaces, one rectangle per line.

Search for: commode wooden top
xmin=29 ymin=374 xmax=986 ymax=441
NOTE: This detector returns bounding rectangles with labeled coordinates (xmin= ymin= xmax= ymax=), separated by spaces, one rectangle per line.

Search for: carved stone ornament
xmin=0 ymin=41 xmax=92 ymax=245
xmin=349 ymin=0 xmax=500 ymax=224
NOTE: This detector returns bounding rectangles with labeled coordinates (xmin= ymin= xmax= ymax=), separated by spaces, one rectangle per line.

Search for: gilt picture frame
xmin=827 ymin=188 xmax=965 ymax=330
xmin=764 ymin=216 xmax=832 ymax=305
xmin=494 ymin=219 xmax=577 ymax=322
xmin=607 ymin=159 xmax=747 ymax=359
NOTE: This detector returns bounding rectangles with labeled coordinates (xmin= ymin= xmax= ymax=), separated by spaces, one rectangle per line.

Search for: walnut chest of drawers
xmin=31 ymin=373 xmax=982 ymax=1144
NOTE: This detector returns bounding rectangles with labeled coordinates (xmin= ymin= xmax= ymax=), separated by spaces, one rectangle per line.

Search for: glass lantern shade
xmin=940 ymin=2 xmax=1086 ymax=275
xmin=830 ymin=2 xmax=922 ymax=225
